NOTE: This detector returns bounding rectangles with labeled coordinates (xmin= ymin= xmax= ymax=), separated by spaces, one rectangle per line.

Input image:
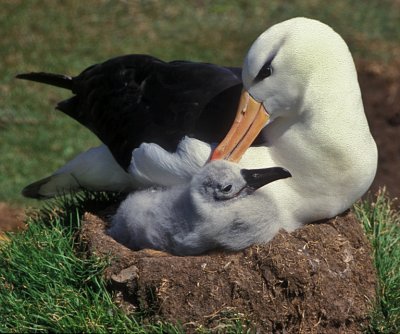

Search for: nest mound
xmin=80 ymin=209 xmax=376 ymax=333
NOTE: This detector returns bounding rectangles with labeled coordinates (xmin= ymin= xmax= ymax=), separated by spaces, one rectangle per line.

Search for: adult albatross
xmin=17 ymin=17 xmax=377 ymax=228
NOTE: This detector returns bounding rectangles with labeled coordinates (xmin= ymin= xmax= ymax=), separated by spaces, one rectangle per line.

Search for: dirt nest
xmin=81 ymin=209 xmax=376 ymax=333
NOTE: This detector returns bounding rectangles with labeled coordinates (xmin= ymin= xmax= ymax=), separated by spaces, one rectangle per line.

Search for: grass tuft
xmin=354 ymin=188 xmax=400 ymax=333
xmin=0 ymin=193 xmax=183 ymax=333
xmin=32 ymin=190 xmax=124 ymax=227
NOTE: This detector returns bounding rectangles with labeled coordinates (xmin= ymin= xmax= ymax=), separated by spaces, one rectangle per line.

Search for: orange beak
xmin=210 ymin=90 xmax=269 ymax=162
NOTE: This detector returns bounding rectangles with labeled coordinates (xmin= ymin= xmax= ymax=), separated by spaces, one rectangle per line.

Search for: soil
xmin=0 ymin=202 xmax=25 ymax=241
xmin=358 ymin=60 xmax=400 ymax=199
xmin=81 ymin=209 xmax=376 ymax=333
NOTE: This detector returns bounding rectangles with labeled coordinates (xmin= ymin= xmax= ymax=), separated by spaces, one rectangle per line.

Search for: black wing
xmin=17 ymin=54 xmax=244 ymax=169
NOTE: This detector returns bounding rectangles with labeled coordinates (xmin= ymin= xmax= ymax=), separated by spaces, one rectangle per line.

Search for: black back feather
xmin=17 ymin=55 xmax=246 ymax=169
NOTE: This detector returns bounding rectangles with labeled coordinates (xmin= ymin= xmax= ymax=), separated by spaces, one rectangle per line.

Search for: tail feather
xmin=16 ymin=72 xmax=73 ymax=90
xmin=21 ymin=176 xmax=52 ymax=199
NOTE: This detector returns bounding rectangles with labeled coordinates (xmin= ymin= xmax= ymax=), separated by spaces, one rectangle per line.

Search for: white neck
xmin=240 ymin=71 xmax=377 ymax=226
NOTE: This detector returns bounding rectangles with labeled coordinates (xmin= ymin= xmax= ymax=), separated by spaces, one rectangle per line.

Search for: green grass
xmin=354 ymin=189 xmax=400 ymax=333
xmin=0 ymin=218 xmax=140 ymax=333
xmin=1 ymin=0 xmax=399 ymax=204
xmin=0 ymin=193 xmax=182 ymax=333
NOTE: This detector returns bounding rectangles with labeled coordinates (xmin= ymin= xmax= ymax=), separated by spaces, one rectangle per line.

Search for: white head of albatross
xmin=108 ymin=160 xmax=291 ymax=256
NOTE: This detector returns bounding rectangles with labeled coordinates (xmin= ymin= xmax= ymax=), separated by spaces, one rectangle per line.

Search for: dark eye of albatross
xmin=254 ymin=61 xmax=273 ymax=82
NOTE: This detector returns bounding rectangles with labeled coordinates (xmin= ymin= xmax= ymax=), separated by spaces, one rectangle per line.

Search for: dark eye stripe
xmin=255 ymin=61 xmax=273 ymax=82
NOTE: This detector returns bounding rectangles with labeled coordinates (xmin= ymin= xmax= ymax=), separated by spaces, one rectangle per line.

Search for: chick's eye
xmin=255 ymin=62 xmax=273 ymax=82
xmin=222 ymin=184 xmax=232 ymax=193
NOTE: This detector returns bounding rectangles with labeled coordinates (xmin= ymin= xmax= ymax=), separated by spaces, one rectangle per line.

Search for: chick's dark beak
xmin=241 ymin=167 xmax=291 ymax=191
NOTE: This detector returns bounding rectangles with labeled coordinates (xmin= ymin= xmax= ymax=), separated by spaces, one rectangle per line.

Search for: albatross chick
xmin=108 ymin=160 xmax=291 ymax=255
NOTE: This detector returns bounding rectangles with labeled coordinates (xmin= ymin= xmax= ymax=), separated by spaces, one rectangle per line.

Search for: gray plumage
xmin=108 ymin=160 xmax=291 ymax=256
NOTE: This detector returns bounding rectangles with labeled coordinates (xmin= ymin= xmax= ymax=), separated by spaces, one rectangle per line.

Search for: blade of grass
xmin=354 ymin=188 xmax=400 ymax=333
